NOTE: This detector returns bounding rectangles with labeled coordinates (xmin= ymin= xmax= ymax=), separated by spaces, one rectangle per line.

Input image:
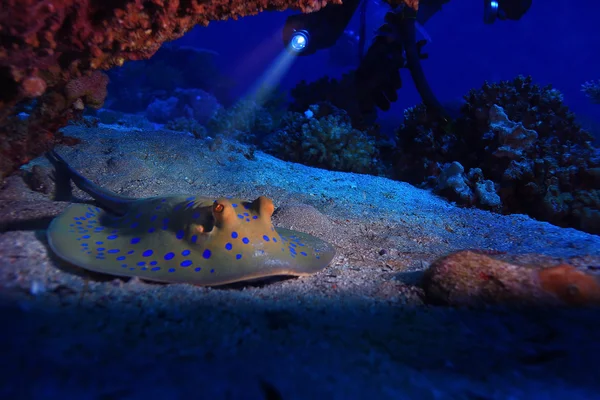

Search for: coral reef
xmin=581 ymin=79 xmax=600 ymax=104
xmin=421 ymin=250 xmax=600 ymax=307
xmin=290 ymin=72 xmax=377 ymax=129
xmin=145 ymin=88 xmax=221 ymax=125
xmin=390 ymin=76 xmax=600 ymax=234
xmin=266 ymin=103 xmax=380 ymax=174
xmin=106 ymin=44 xmax=232 ymax=112
xmin=0 ymin=0 xmax=343 ymax=181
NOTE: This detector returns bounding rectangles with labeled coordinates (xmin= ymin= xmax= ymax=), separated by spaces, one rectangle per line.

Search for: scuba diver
xmin=282 ymin=0 xmax=533 ymax=120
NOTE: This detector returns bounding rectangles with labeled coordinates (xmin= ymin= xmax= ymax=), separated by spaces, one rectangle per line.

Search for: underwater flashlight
xmin=282 ymin=0 xmax=361 ymax=56
xmin=483 ymin=0 xmax=532 ymax=24
xmin=289 ymin=30 xmax=309 ymax=53
xmin=483 ymin=0 xmax=500 ymax=24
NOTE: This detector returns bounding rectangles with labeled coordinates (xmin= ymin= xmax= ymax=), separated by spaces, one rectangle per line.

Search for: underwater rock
xmin=421 ymin=250 xmax=600 ymax=308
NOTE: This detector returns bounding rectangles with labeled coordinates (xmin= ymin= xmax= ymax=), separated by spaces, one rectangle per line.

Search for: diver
xmin=282 ymin=0 xmax=533 ymax=119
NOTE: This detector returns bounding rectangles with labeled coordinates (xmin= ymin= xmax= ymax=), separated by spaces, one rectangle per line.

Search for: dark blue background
xmin=177 ymin=0 xmax=599 ymax=132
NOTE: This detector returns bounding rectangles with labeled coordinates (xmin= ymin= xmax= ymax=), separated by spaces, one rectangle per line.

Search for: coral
xmin=206 ymin=97 xmax=279 ymax=141
xmin=581 ymin=80 xmax=600 ymax=104
xmin=266 ymin=103 xmax=380 ymax=174
xmin=165 ymin=117 xmax=207 ymax=139
xmin=0 ymin=0 xmax=342 ymax=181
xmin=146 ymin=97 xmax=180 ymax=124
xmin=64 ymin=71 xmax=109 ymax=109
xmin=421 ymin=250 xmax=600 ymax=308
xmin=390 ymin=76 xmax=600 ymax=234
xmin=290 ymin=72 xmax=377 ymax=129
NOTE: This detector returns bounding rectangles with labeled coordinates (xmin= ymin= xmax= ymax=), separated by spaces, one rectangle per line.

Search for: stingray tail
xmin=45 ymin=150 xmax=137 ymax=215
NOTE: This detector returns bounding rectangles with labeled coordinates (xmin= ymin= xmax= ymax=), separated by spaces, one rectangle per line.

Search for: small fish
xmin=45 ymin=151 xmax=336 ymax=286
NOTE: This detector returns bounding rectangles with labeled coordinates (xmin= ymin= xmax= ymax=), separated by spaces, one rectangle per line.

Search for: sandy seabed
xmin=1 ymin=124 xmax=599 ymax=399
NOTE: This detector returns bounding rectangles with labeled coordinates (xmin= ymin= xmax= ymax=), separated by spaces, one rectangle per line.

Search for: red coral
xmin=65 ymin=71 xmax=109 ymax=109
xmin=0 ymin=0 xmax=345 ymax=181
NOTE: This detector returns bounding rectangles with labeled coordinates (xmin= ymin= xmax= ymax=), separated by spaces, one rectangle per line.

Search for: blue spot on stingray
xmin=169 ymin=268 xmax=176 ymax=273
xmin=210 ymin=269 xmax=215 ymax=273
xmin=244 ymin=212 xmax=249 ymax=216
xmin=150 ymin=215 xmax=157 ymax=221
xmin=225 ymin=243 xmax=232 ymax=251
xmin=191 ymin=235 xmax=198 ymax=244
xmin=243 ymin=204 xmax=250 ymax=210
xmin=148 ymin=227 xmax=155 ymax=233
xmin=69 ymin=224 xmax=75 ymax=227
xmin=142 ymin=250 xmax=153 ymax=257
xmin=300 ymin=252 xmax=307 ymax=256
xmin=231 ymin=232 xmax=238 ymax=239
xmin=137 ymin=261 xmax=146 ymax=266
xmin=232 ymin=203 xmax=238 ymax=207
xmin=127 ymin=250 xmax=134 ymax=255
xmin=186 ymin=202 xmax=194 ymax=208
xmin=131 ymin=222 xmax=139 ymax=228
xmin=316 ymin=255 xmax=321 ymax=259
xmin=117 ymin=256 xmax=126 ymax=261
xmin=155 ymin=206 xmax=162 ymax=210
xmin=290 ymin=243 xmax=297 ymax=247
xmin=202 ymin=249 xmax=211 ymax=259
xmin=107 ymin=249 xmax=119 ymax=254
xmin=192 ymin=212 xmax=200 ymax=219
xmin=141 ymin=267 xmax=148 ymax=271
xmin=130 ymin=237 xmax=141 ymax=244
xmin=242 ymin=237 xmax=249 ymax=244
xmin=273 ymin=237 xmax=278 ymax=243
xmin=135 ymin=213 xmax=142 ymax=219
xmin=80 ymin=243 xmax=87 ymax=247
xmin=174 ymin=204 xmax=182 ymax=211
xmin=253 ymin=216 xmax=258 ymax=220
xmin=107 ymin=234 xmax=118 ymax=240
xmin=95 ymin=227 xmax=105 ymax=231
xmin=238 ymin=214 xmax=244 ymax=219
xmin=176 ymin=230 xmax=184 ymax=239
xmin=246 ymin=218 xmax=250 ymax=222
xmin=236 ymin=254 xmax=242 ymax=260
xmin=181 ymin=260 xmax=192 ymax=267
xmin=182 ymin=249 xmax=191 ymax=256
xmin=164 ymin=252 xmax=175 ymax=260
xmin=82 ymin=235 xmax=90 ymax=239
xmin=74 ymin=217 xmax=79 ymax=220
xmin=186 ymin=196 xmax=195 ymax=201
xmin=150 ymin=261 xmax=158 ymax=265
xmin=121 ymin=264 xmax=128 ymax=268
xmin=97 ymin=247 xmax=105 ymax=251
xmin=263 ymin=235 xmax=270 ymax=241
xmin=161 ymin=198 xmax=166 ymax=203
xmin=194 ymin=267 xmax=201 ymax=272
xmin=152 ymin=267 xmax=160 ymax=271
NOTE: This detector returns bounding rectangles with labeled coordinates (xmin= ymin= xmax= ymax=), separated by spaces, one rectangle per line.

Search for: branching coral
xmin=266 ymin=103 xmax=380 ymax=174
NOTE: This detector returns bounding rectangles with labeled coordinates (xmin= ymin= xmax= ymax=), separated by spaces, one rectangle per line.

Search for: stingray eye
xmin=213 ymin=202 xmax=224 ymax=213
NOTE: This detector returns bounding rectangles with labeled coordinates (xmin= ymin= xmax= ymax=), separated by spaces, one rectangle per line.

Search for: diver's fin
xmin=45 ymin=150 xmax=137 ymax=215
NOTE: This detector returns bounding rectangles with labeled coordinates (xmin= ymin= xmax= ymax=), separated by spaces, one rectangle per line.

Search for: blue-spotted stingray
xmin=45 ymin=151 xmax=336 ymax=286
